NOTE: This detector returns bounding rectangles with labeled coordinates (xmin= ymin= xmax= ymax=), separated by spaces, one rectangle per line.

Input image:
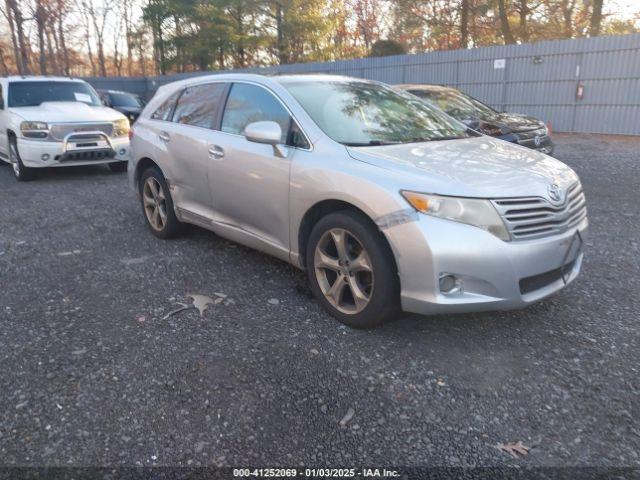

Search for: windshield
xmin=8 ymin=81 xmax=101 ymax=107
xmin=283 ymin=81 xmax=470 ymax=145
xmin=410 ymin=89 xmax=497 ymax=121
xmin=110 ymin=92 xmax=143 ymax=108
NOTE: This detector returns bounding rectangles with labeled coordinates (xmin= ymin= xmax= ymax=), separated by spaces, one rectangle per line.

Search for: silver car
xmin=129 ymin=74 xmax=587 ymax=328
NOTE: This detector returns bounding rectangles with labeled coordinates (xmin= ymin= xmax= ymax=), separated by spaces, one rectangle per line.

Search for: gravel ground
xmin=0 ymin=134 xmax=638 ymax=469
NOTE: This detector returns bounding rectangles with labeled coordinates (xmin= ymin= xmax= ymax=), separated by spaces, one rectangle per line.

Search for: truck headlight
xmin=401 ymin=190 xmax=511 ymax=241
xmin=20 ymin=121 xmax=49 ymax=139
xmin=113 ymin=118 xmax=130 ymax=137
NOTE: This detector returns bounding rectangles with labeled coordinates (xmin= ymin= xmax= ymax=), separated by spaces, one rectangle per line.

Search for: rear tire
xmin=306 ymin=210 xmax=400 ymax=328
xmin=108 ymin=161 xmax=128 ymax=173
xmin=9 ymin=137 xmax=36 ymax=182
xmin=139 ymin=166 xmax=183 ymax=239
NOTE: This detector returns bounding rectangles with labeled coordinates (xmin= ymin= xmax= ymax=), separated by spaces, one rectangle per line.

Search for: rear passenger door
xmin=162 ymin=82 xmax=228 ymax=219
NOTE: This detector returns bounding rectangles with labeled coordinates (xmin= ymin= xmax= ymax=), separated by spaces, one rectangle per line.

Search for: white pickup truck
xmin=0 ymin=76 xmax=130 ymax=181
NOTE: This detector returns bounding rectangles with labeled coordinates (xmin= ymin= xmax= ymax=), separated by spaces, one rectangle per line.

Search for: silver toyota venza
xmin=129 ymin=74 xmax=587 ymax=328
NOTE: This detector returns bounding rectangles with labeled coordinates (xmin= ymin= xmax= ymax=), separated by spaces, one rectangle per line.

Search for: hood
xmin=347 ymin=136 xmax=577 ymax=199
xmin=9 ymin=102 xmax=126 ymax=123
xmin=113 ymin=106 xmax=142 ymax=115
xmin=472 ymin=112 xmax=544 ymax=133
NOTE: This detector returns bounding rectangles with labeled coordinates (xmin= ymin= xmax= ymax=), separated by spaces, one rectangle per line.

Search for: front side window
xmin=283 ymin=80 xmax=470 ymax=146
xmin=172 ymin=83 xmax=226 ymax=129
xmin=411 ymin=89 xmax=497 ymax=121
xmin=221 ymin=83 xmax=291 ymax=144
xmin=151 ymin=90 xmax=181 ymax=121
xmin=8 ymin=81 xmax=101 ymax=107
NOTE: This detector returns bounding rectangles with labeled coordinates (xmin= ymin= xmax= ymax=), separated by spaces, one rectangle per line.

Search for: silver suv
xmin=130 ymin=74 xmax=587 ymax=328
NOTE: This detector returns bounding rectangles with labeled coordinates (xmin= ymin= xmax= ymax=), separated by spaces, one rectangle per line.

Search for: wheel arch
xmin=297 ymin=199 xmax=396 ymax=271
xmin=135 ymin=157 xmax=167 ymax=191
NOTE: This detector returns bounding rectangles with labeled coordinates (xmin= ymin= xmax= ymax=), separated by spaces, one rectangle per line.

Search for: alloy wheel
xmin=143 ymin=177 xmax=168 ymax=231
xmin=314 ymin=228 xmax=374 ymax=314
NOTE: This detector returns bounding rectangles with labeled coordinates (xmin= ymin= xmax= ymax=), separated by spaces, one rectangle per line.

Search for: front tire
xmin=306 ymin=210 xmax=400 ymax=328
xmin=108 ymin=161 xmax=128 ymax=173
xmin=9 ymin=138 xmax=36 ymax=182
xmin=139 ymin=167 xmax=183 ymax=239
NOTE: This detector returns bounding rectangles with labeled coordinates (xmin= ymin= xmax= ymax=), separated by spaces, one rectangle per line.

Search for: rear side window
xmin=151 ymin=90 xmax=181 ymax=121
xmin=172 ymin=83 xmax=226 ymax=129
xmin=221 ymin=83 xmax=291 ymax=144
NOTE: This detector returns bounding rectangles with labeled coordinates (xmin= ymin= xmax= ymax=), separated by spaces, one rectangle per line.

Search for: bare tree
xmin=34 ymin=0 xmax=48 ymax=74
xmin=57 ymin=0 xmax=71 ymax=75
xmin=82 ymin=0 xmax=111 ymax=76
xmin=4 ymin=0 xmax=31 ymax=74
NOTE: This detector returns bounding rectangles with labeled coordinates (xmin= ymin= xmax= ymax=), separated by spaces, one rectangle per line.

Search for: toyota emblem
xmin=548 ymin=183 xmax=564 ymax=204
xmin=534 ymin=135 xmax=541 ymax=147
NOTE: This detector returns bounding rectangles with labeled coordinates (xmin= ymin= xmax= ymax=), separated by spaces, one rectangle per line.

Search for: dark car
xmin=97 ymin=89 xmax=146 ymax=123
xmin=396 ymin=84 xmax=554 ymax=155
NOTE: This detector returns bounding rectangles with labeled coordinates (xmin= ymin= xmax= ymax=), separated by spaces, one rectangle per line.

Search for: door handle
xmin=208 ymin=145 xmax=224 ymax=159
xmin=158 ymin=131 xmax=170 ymax=143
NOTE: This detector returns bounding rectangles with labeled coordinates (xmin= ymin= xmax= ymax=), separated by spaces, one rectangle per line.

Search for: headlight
xmin=113 ymin=118 xmax=130 ymax=137
xmin=401 ymin=191 xmax=510 ymax=241
xmin=20 ymin=121 xmax=49 ymax=139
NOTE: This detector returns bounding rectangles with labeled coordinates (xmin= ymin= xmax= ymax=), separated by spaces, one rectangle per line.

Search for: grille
xmin=50 ymin=123 xmax=114 ymax=141
xmin=492 ymin=182 xmax=587 ymax=240
xmin=519 ymin=259 xmax=577 ymax=294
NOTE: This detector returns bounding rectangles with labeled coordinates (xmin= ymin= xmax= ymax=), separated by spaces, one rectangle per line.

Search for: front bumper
xmin=16 ymin=136 xmax=130 ymax=168
xmin=384 ymin=214 xmax=587 ymax=315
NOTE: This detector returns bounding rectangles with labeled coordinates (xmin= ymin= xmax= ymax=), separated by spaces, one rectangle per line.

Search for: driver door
xmin=207 ymin=82 xmax=309 ymax=256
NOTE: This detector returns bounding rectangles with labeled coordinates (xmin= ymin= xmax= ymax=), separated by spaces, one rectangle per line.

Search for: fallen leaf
xmin=189 ymin=294 xmax=215 ymax=317
xmin=339 ymin=407 xmax=355 ymax=427
xmin=495 ymin=441 xmax=531 ymax=458
xmin=268 ymin=298 xmax=280 ymax=305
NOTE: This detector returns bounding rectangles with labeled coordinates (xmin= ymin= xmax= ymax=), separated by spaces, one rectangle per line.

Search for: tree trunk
xmin=589 ymin=0 xmax=603 ymax=36
xmin=0 ymin=47 xmax=8 ymax=75
xmin=561 ymin=0 xmax=574 ymax=37
xmin=275 ymin=2 xmax=287 ymax=64
xmin=9 ymin=0 xmax=31 ymax=74
xmin=57 ymin=2 xmax=70 ymax=76
xmin=497 ymin=0 xmax=516 ymax=44
xmin=35 ymin=0 xmax=48 ymax=74
xmin=124 ymin=3 xmax=133 ymax=76
xmin=4 ymin=0 xmax=22 ymax=74
xmin=460 ymin=0 xmax=469 ymax=48
xmin=518 ymin=0 xmax=528 ymax=42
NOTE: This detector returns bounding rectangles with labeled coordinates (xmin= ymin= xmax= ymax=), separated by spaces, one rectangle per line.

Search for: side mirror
xmin=244 ymin=121 xmax=287 ymax=158
xmin=244 ymin=121 xmax=282 ymax=145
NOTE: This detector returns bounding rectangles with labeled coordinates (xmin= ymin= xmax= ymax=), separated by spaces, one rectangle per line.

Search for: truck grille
xmin=50 ymin=123 xmax=114 ymax=141
xmin=492 ymin=182 xmax=587 ymax=241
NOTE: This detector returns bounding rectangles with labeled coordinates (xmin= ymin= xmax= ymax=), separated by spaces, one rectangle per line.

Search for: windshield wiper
xmin=343 ymin=140 xmax=402 ymax=146
xmin=427 ymin=135 xmax=466 ymax=141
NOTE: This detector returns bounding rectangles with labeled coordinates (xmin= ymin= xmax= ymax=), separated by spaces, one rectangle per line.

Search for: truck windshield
xmin=282 ymin=80 xmax=470 ymax=145
xmin=8 ymin=81 xmax=101 ymax=107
